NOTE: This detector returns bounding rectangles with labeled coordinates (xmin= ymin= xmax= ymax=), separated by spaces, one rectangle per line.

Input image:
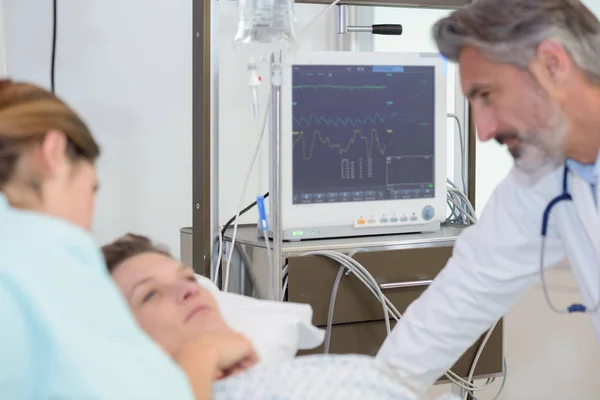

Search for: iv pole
xmin=269 ymin=51 xmax=284 ymax=302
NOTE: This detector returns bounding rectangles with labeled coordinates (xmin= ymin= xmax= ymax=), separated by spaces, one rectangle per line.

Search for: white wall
xmin=4 ymin=0 xmax=192 ymax=256
xmin=0 ymin=0 xmax=6 ymax=77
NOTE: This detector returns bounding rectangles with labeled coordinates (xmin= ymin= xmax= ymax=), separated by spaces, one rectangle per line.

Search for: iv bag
xmin=234 ymin=0 xmax=296 ymax=59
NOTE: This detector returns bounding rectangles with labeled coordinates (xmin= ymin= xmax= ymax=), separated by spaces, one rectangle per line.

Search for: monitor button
xmin=327 ymin=192 xmax=339 ymax=202
xmin=352 ymin=191 xmax=364 ymax=201
xmin=314 ymin=193 xmax=326 ymax=202
xmin=422 ymin=205 xmax=435 ymax=221
xmin=365 ymin=191 xmax=377 ymax=200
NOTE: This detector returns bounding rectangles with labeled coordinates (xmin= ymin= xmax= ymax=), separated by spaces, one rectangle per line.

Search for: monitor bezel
xmin=278 ymin=51 xmax=447 ymax=232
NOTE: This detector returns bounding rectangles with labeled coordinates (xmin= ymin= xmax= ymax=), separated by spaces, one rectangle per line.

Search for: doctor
xmin=377 ymin=0 xmax=600 ymax=391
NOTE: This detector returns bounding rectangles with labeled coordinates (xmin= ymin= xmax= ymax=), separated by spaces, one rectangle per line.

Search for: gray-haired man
xmin=378 ymin=0 xmax=600 ymax=391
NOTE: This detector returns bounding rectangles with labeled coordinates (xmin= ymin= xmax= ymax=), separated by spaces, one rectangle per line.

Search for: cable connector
xmin=271 ymin=62 xmax=282 ymax=87
xmin=248 ymin=65 xmax=261 ymax=87
xmin=256 ymin=195 xmax=268 ymax=231
xmin=567 ymin=303 xmax=586 ymax=313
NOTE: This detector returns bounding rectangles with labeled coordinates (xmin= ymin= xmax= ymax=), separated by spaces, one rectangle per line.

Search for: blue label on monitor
xmin=440 ymin=55 xmax=448 ymax=75
xmin=372 ymin=66 xmax=404 ymax=73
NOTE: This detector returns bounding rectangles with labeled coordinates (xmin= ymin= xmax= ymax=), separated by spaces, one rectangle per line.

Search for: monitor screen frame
xmin=278 ymin=51 xmax=447 ymax=233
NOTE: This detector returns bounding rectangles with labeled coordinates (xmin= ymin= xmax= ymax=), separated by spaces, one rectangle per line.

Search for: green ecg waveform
xmin=294 ymin=113 xmax=396 ymax=128
xmin=292 ymin=129 xmax=390 ymax=160
xmin=292 ymin=84 xmax=387 ymax=90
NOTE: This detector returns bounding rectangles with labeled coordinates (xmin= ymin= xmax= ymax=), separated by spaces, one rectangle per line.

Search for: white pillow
xmin=195 ymin=275 xmax=324 ymax=364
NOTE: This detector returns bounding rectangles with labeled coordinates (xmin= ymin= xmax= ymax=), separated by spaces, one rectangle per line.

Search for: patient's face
xmin=111 ymin=252 xmax=228 ymax=356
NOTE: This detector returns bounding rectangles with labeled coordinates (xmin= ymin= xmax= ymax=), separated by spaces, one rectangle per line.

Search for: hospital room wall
xmin=1 ymin=0 xmax=341 ymax=256
xmin=3 ymin=0 xmax=193 ymax=256
xmin=372 ymin=4 xmax=600 ymax=400
xmin=0 ymin=0 xmax=5 ymax=77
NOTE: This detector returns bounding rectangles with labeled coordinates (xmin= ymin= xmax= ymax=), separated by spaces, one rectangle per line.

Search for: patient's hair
xmin=0 ymin=79 xmax=100 ymax=192
xmin=102 ymin=233 xmax=171 ymax=273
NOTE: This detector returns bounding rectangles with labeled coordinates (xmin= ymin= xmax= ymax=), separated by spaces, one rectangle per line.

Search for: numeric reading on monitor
xmin=291 ymin=65 xmax=435 ymax=205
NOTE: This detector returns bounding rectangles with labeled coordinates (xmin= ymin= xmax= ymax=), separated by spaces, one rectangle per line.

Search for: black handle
xmin=372 ymin=24 xmax=403 ymax=36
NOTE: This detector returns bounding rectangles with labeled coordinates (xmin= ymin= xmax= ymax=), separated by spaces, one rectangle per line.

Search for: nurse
xmin=0 ymin=80 xmax=253 ymax=399
xmin=378 ymin=0 xmax=600 ymax=392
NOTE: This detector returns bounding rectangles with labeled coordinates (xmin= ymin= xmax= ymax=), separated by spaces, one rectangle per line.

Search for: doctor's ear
xmin=530 ymin=39 xmax=572 ymax=90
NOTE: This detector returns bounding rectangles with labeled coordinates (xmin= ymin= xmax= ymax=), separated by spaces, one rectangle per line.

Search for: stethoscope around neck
xmin=540 ymin=164 xmax=600 ymax=314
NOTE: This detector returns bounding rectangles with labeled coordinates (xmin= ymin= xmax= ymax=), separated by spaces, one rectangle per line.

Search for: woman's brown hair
xmin=102 ymin=233 xmax=171 ymax=274
xmin=0 ymin=79 xmax=100 ymax=190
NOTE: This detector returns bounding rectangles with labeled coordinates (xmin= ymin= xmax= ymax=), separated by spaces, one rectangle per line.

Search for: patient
xmin=103 ymin=233 xmax=460 ymax=400
xmin=102 ymin=233 xmax=259 ymax=378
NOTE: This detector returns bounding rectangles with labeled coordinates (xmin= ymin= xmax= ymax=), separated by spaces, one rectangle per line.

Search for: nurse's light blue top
xmin=0 ymin=193 xmax=194 ymax=399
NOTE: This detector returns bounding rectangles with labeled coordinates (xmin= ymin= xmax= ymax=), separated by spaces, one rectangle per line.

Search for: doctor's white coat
xmin=377 ymin=165 xmax=600 ymax=391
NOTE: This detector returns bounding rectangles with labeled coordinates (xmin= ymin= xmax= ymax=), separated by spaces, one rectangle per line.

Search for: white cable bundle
xmin=445 ymin=113 xmax=477 ymax=227
xmin=300 ymin=248 xmax=506 ymax=398
xmin=446 ymin=179 xmax=477 ymax=225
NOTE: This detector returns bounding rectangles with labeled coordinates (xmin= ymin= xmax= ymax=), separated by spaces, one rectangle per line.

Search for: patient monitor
xmin=273 ymin=50 xmax=447 ymax=241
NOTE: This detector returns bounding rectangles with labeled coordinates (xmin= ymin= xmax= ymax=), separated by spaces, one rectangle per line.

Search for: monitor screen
xmin=291 ymin=64 xmax=436 ymax=205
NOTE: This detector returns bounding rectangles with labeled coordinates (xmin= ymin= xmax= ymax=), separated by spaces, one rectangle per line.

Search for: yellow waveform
xmin=292 ymin=129 xmax=390 ymax=160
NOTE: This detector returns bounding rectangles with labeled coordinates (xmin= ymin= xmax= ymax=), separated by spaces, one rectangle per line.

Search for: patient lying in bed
xmin=102 ymin=234 xmax=458 ymax=400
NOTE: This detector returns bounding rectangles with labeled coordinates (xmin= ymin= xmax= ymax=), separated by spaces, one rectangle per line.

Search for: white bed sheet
xmin=213 ymin=354 xmax=461 ymax=400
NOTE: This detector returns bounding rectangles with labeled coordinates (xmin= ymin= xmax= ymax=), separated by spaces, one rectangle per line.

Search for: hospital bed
xmin=182 ymin=225 xmax=504 ymax=385
xmin=195 ymin=272 xmax=463 ymax=400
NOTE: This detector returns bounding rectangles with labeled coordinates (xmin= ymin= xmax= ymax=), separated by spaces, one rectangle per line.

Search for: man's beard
xmin=495 ymin=102 xmax=567 ymax=174
xmin=496 ymin=132 xmax=564 ymax=174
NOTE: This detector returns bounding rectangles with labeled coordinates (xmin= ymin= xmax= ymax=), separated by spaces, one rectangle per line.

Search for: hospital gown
xmin=213 ymin=354 xmax=461 ymax=400
xmin=0 ymin=193 xmax=194 ymax=399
